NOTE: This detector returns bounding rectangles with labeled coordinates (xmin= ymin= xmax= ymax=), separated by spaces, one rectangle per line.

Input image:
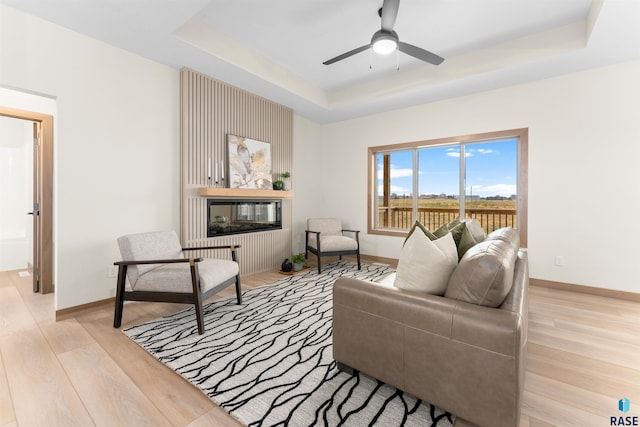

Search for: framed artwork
xmin=227 ymin=134 xmax=273 ymax=189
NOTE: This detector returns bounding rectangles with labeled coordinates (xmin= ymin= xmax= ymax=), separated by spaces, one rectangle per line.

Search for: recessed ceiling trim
xmin=328 ymin=21 xmax=588 ymax=109
xmin=173 ymin=17 xmax=329 ymax=108
xmin=174 ymin=16 xmax=587 ymax=114
xmin=587 ymin=0 xmax=605 ymax=42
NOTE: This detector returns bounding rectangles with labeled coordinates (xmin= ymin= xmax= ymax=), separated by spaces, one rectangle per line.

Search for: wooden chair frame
xmin=113 ymin=245 xmax=241 ymax=335
xmin=305 ymin=230 xmax=361 ymax=274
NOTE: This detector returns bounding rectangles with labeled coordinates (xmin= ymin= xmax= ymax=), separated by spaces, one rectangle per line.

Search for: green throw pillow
xmin=447 ymin=217 xmax=462 ymax=230
xmin=433 ymin=223 xmax=450 ymax=238
xmin=433 ymin=217 xmax=462 ymax=238
xmin=448 ymin=222 xmax=478 ymax=260
xmin=404 ymin=221 xmax=437 ymax=244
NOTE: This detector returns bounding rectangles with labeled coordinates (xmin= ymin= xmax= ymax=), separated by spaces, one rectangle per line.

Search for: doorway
xmin=0 ymin=107 xmax=54 ymax=294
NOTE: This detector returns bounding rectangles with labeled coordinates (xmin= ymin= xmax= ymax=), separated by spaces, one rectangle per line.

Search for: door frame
xmin=0 ymin=107 xmax=54 ymax=294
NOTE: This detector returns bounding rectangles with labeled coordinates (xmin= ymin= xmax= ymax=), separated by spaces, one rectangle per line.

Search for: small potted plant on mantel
xmin=272 ymin=179 xmax=284 ymax=190
xmin=290 ymin=253 xmax=306 ymax=271
xmin=280 ymin=171 xmax=291 ymax=190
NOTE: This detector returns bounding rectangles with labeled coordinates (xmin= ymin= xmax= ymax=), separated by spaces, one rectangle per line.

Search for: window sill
xmin=367 ymin=227 xmax=410 ymax=238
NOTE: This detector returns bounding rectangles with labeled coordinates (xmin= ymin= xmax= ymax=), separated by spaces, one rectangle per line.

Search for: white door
xmin=0 ymin=116 xmax=34 ymax=274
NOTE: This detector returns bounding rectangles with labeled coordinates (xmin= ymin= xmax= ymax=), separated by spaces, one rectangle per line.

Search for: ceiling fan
xmin=322 ymin=0 xmax=444 ymax=66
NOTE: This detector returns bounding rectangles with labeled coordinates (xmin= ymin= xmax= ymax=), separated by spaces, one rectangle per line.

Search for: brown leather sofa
xmin=333 ymin=228 xmax=528 ymax=427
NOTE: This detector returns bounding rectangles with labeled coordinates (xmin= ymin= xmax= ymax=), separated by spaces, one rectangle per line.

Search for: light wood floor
xmin=1 ymin=259 xmax=639 ymax=427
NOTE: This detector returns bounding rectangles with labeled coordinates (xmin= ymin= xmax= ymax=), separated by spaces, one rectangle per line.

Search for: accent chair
xmin=305 ymin=218 xmax=360 ymax=273
xmin=113 ymin=230 xmax=241 ymax=334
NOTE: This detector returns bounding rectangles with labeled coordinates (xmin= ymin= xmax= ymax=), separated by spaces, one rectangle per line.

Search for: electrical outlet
xmin=554 ymin=256 xmax=565 ymax=266
xmin=107 ymin=265 xmax=118 ymax=278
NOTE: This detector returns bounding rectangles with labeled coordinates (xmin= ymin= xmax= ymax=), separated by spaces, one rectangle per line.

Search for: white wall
xmin=292 ymin=115 xmax=323 ymax=254
xmin=315 ymin=60 xmax=640 ymax=294
xmin=0 ymin=5 xmax=180 ymax=309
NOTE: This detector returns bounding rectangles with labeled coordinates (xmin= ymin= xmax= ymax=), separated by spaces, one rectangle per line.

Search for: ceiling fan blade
xmin=398 ymin=42 xmax=444 ymax=65
xmin=322 ymin=44 xmax=371 ymax=65
xmin=380 ymin=0 xmax=400 ymax=32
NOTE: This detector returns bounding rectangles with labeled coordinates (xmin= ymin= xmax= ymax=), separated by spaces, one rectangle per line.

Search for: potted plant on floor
xmin=290 ymin=253 xmax=306 ymax=271
xmin=281 ymin=258 xmax=293 ymax=272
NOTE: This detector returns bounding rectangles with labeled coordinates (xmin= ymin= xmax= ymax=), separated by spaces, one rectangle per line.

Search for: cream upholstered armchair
xmin=305 ymin=218 xmax=360 ymax=273
xmin=113 ymin=230 xmax=241 ymax=335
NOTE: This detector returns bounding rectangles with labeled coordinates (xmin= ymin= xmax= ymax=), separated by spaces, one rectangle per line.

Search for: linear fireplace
xmin=207 ymin=199 xmax=282 ymax=237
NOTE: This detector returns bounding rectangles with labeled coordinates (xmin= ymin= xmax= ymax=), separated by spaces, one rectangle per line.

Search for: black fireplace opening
xmin=207 ymin=199 xmax=282 ymax=237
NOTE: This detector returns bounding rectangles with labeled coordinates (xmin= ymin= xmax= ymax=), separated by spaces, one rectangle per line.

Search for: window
xmin=368 ymin=128 xmax=527 ymax=246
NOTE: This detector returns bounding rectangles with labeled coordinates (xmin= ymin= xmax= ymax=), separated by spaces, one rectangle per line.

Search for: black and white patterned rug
xmin=124 ymin=261 xmax=453 ymax=426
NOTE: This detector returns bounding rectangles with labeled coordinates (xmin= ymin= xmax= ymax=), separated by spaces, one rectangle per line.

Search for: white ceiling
xmin=2 ymin=0 xmax=640 ymax=123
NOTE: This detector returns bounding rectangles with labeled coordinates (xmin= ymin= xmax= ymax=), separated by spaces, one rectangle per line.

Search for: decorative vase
xmin=283 ymin=178 xmax=290 ymax=191
xmin=281 ymin=259 xmax=293 ymax=272
xmin=273 ymin=180 xmax=284 ymax=190
xmin=293 ymin=263 xmax=303 ymax=272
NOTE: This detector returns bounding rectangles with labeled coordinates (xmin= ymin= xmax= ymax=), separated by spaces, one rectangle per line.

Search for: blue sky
xmin=379 ymin=139 xmax=517 ymax=198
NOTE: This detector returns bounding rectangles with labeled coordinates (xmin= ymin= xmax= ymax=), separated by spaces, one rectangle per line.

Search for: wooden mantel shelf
xmin=198 ymin=187 xmax=294 ymax=198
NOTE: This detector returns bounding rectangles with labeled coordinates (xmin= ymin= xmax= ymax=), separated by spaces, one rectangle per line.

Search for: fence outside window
xmin=377 ymin=206 xmax=517 ymax=234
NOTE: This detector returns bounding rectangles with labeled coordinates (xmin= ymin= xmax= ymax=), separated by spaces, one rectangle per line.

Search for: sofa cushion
xmin=394 ymin=228 xmax=458 ymax=295
xmin=309 ymin=235 xmax=358 ymax=252
xmin=134 ymin=258 xmax=238 ymax=293
xmin=445 ymin=230 xmax=519 ymax=307
xmin=485 ymin=227 xmax=519 ymax=250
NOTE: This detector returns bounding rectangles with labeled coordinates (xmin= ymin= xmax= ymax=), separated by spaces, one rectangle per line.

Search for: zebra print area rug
xmin=124 ymin=261 xmax=453 ymax=426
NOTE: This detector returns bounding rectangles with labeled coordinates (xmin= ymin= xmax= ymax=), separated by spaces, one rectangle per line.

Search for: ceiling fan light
xmin=371 ymin=30 xmax=398 ymax=55
xmin=372 ymin=37 xmax=397 ymax=55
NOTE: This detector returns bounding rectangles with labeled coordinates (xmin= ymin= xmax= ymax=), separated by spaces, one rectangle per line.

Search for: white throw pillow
xmin=394 ymin=230 xmax=458 ymax=295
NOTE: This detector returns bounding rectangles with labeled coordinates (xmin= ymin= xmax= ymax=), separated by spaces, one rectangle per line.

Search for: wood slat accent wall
xmin=180 ymin=68 xmax=293 ymax=274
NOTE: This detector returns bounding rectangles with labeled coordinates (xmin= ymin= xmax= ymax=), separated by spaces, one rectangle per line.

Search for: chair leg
xmin=194 ymin=300 xmax=205 ymax=335
xmin=235 ymin=275 xmax=242 ymax=304
xmin=317 ymin=253 xmax=322 ymax=274
xmin=190 ymin=261 xmax=205 ymax=335
xmin=194 ymin=300 xmax=205 ymax=334
xmin=357 ymin=251 xmax=361 ymax=270
xmin=113 ymin=265 xmax=127 ymax=328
